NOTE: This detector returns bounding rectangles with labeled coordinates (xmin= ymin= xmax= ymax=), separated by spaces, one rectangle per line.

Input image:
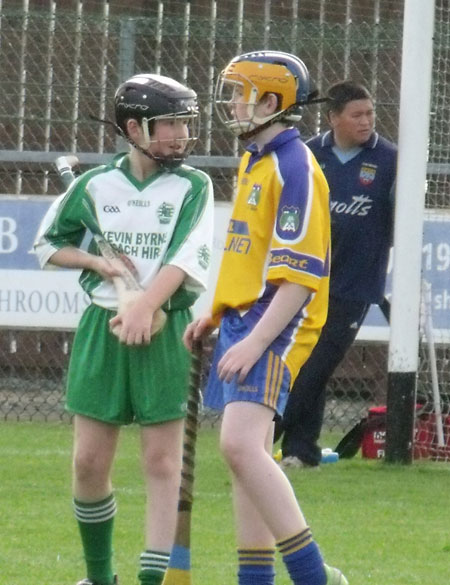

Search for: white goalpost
xmin=385 ymin=0 xmax=435 ymax=463
xmin=387 ymin=0 xmax=450 ymax=463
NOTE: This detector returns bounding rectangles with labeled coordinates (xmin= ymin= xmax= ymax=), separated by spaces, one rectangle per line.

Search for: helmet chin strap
xmin=236 ymin=110 xmax=291 ymax=141
xmin=89 ymin=115 xmax=186 ymax=169
xmin=236 ymin=94 xmax=329 ymax=141
xmin=229 ymin=99 xmax=282 ymax=141
xmin=141 ymin=117 xmax=152 ymax=149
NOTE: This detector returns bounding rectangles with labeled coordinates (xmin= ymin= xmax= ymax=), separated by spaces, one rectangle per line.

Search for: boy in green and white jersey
xmin=34 ymin=73 xmax=213 ymax=585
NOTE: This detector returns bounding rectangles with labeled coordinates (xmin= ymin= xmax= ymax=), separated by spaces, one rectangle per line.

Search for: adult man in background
xmin=276 ymin=80 xmax=397 ymax=468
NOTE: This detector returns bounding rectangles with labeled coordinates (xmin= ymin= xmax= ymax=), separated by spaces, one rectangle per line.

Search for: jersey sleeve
xmin=267 ymin=146 xmax=330 ymax=292
xmin=33 ymin=176 xmax=99 ymax=269
xmin=163 ymin=169 xmax=214 ymax=293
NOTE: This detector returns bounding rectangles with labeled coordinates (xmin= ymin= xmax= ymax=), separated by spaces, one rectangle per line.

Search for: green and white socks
xmin=74 ymin=494 xmax=170 ymax=585
xmin=138 ymin=549 xmax=170 ymax=585
xmin=74 ymin=493 xmax=117 ymax=585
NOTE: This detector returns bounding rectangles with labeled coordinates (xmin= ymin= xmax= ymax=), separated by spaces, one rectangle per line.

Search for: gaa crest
xmin=247 ymin=183 xmax=262 ymax=206
xmin=157 ymin=202 xmax=175 ymax=224
xmin=359 ymin=164 xmax=377 ymax=186
xmin=279 ymin=206 xmax=300 ymax=232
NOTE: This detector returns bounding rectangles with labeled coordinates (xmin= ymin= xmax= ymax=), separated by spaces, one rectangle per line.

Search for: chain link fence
xmin=1 ymin=0 xmax=449 ymax=448
xmin=0 ymin=0 xmax=402 ymax=198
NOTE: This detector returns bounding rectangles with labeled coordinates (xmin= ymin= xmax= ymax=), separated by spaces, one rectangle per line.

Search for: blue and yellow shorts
xmin=204 ymin=309 xmax=294 ymax=416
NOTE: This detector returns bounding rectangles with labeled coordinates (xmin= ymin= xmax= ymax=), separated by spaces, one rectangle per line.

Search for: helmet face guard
xmin=114 ymin=74 xmax=200 ymax=168
xmin=215 ymin=51 xmax=311 ymax=140
xmin=139 ymin=111 xmax=200 ymax=169
xmin=214 ymin=73 xmax=263 ymax=137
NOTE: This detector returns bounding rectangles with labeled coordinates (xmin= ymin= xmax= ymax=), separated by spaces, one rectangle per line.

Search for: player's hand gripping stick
xmin=94 ymin=236 xmax=167 ymax=337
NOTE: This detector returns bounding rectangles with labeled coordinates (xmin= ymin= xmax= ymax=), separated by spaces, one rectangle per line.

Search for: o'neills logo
xmin=128 ymin=200 xmax=150 ymax=207
xmin=238 ymin=384 xmax=259 ymax=393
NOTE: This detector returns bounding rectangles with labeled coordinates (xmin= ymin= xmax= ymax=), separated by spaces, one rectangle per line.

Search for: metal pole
xmin=155 ymin=1 xmax=163 ymax=75
xmin=182 ymin=2 xmax=191 ymax=84
xmin=385 ymin=0 xmax=435 ymax=464
xmin=71 ymin=0 xmax=83 ymax=154
xmin=117 ymin=18 xmax=136 ymax=152
xmin=290 ymin=0 xmax=298 ymax=55
xmin=263 ymin=0 xmax=271 ymax=49
xmin=118 ymin=18 xmax=136 ymax=83
xmin=205 ymin=0 xmax=217 ymax=155
xmin=44 ymin=0 xmax=56 ymax=194
xmin=315 ymin=0 xmax=326 ymax=134
xmin=17 ymin=0 xmax=29 ymax=194
xmin=344 ymin=0 xmax=352 ymax=78
xmin=233 ymin=0 xmax=244 ymax=159
xmin=98 ymin=0 xmax=110 ymax=154
xmin=371 ymin=0 xmax=381 ymax=99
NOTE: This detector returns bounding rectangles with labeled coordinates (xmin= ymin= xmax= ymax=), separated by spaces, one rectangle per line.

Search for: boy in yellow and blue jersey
xmin=184 ymin=51 xmax=348 ymax=585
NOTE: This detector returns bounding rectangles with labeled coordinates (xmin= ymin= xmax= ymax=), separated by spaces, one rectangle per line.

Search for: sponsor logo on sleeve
xmin=197 ymin=244 xmax=211 ymax=270
xmin=269 ymin=248 xmax=324 ymax=278
xmin=279 ymin=206 xmax=300 ymax=232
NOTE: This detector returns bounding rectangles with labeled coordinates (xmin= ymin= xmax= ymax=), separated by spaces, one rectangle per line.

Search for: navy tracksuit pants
xmin=279 ymin=295 xmax=370 ymax=466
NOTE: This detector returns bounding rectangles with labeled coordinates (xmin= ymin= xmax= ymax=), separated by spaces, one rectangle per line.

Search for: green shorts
xmin=66 ymin=303 xmax=192 ymax=425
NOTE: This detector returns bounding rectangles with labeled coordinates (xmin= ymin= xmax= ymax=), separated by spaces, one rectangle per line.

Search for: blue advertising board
xmin=0 ymin=196 xmax=90 ymax=328
xmin=1 ymin=196 xmax=449 ymax=338
xmin=0 ymin=197 xmax=49 ymax=269
xmin=359 ymin=209 xmax=450 ymax=341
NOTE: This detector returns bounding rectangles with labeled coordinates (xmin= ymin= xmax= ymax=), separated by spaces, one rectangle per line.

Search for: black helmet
xmin=115 ymin=73 xmax=198 ymax=133
xmin=114 ymin=73 xmax=200 ymax=168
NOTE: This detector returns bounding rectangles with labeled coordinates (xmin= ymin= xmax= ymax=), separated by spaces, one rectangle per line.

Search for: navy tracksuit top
xmin=306 ymin=130 xmax=397 ymax=304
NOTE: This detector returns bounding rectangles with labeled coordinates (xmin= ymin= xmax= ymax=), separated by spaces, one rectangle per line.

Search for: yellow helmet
xmin=215 ymin=50 xmax=312 ymax=140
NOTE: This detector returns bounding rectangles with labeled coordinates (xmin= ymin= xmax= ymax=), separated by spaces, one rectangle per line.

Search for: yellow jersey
xmin=211 ymin=128 xmax=330 ymax=380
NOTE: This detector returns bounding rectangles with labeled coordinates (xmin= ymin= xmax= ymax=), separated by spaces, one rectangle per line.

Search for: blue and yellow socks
xmin=238 ymin=547 xmax=276 ymax=585
xmin=237 ymin=529 xmax=327 ymax=585
xmin=277 ymin=528 xmax=327 ymax=585
xmin=138 ymin=549 xmax=170 ymax=585
xmin=74 ymin=493 xmax=117 ymax=585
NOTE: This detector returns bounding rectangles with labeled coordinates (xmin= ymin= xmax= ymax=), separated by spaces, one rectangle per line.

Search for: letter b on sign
xmin=0 ymin=217 xmax=18 ymax=253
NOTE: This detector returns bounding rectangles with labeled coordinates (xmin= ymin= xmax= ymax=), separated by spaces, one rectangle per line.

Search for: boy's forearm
xmin=249 ymin=281 xmax=312 ymax=347
xmin=141 ymin=264 xmax=187 ymax=311
xmin=49 ymin=247 xmax=98 ymax=271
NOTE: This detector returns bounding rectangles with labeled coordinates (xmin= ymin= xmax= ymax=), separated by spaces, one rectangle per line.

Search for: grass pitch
xmin=1 ymin=422 xmax=449 ymax=584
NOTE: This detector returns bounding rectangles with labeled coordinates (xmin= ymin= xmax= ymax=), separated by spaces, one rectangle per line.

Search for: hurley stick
xmin=94 ymin=236 xmax=167 ymax=336
xmin=162 ymin=339 xmax=203 ymax=585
